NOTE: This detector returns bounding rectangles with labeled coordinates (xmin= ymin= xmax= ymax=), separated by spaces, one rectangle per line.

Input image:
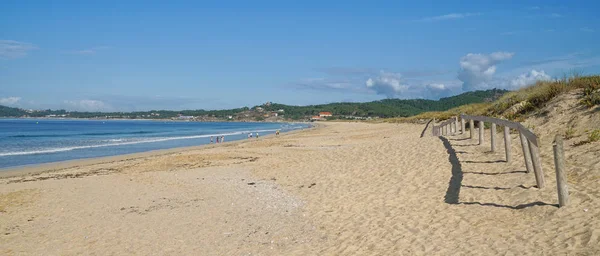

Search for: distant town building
xmin=177 ymin=114 xmax=194 ymax=120
xmin=311 ymin=116 xmax=323 ymax=121
xmin=277 ymin=109 xmax=285 ymax=113
xmin=319 ymin=111 xmax=332 ymax=117
xmin=256 ymin=107 xmax=264 ymax=112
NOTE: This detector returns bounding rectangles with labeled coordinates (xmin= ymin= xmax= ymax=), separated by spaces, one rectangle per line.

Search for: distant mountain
xmin=0 ymin=89 xmax=508 ymax=120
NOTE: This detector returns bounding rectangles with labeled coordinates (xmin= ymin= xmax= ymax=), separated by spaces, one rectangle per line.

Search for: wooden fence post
xmin=478 ymin=121 xmax=484 ymax=145
xmin=519 ymin=132 xmax=533 ymax=173
xmin=528 ymin=138 xmax=545 ymax=188
xmin=553 ymin=135 xmax=569 ymax=207
xmin=504 ymin=126 xmax=511 ymax=163
xmin=469 ymin=119 xmax=474 ymax=139
xmin=491 ymin=123 xmax=497 ymax=152
xmin=453 ymin=119 xmax=457 ymax=135
xmin=461 ymin=117 xmax=465 ymax=135
xmin=454 ymin=117 xmax=458 ymax=135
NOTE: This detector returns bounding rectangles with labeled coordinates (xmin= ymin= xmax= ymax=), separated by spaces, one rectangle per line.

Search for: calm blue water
xmin=0 ymin=119 xmax=309 ymax=169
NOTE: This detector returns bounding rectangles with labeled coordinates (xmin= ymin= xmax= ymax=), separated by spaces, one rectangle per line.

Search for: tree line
xmin=0 ymin=89 xmax=508 ymax=120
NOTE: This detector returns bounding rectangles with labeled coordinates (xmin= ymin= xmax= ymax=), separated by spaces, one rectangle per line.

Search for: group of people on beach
xmin=210 ymin=136 xmax=225 ymax=144
xmin=211 ymin=129 xmax=281 ymax=144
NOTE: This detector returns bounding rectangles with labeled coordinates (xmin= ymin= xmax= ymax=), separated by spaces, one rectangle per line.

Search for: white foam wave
xmin=0 ymin=130 xmax=277 ymax=157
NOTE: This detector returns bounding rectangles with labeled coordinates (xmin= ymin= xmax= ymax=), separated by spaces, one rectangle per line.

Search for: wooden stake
xmin=461 ymin=117 xmax=465 ymax=135
xmin=478 ymin=121 xmax=484 ymax=145
xmin=553 ymin=135 xmax=569 ymax=207
xmin=469 ymin=119 xmax=474 ymax=139
xmin=491 ymin=123 xmax=497 ymax=152
xmin=528 ymin=138 xmax=545 ymax=189
xmin=519 ymin=132 xmax=533 ymax=174
xmin=504 ymin=126 xmax=511 ymax=163
xmin=454 ymin=117 xmax=458 ymax=135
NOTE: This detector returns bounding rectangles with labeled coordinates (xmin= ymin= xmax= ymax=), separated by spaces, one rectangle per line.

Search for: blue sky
xmin=1 ymin=0 xmax=599 ymax=111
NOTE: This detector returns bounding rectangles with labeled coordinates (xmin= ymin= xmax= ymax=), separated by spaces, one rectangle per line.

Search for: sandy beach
xmin=1 ymin=121 xmax=599 ymax=255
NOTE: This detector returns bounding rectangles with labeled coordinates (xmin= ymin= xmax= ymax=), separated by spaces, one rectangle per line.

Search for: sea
xmin=0 ymin=119 xmax=309 ymax=169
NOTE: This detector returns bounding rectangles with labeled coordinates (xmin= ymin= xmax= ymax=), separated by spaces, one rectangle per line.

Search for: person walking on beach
xmin=256 ymin=132 xmax=259 ymax=138
xmin=221 ymin=136 xmax=224 ymax=143
xmin=276 ymin=130 xmax=280 ymax=136
xmin=210 ymin=136 xmax=213 ymax=144
xmin=216 ymin=136 xmax=220 ymax=143
xmin=249 ymin=133 xmax=252 ymax=139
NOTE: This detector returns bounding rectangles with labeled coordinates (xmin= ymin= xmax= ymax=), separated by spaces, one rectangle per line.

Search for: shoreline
xmin=0 ymin=122 xmax=320 ymax=179
xmin=0 ymin=117 xmax=312 ymax=123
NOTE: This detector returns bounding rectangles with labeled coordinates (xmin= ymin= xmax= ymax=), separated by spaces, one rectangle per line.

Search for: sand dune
xmin=1 ymin=120 xmax=599 ymax=255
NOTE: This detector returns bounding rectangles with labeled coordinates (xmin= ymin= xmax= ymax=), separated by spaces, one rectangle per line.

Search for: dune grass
xmin=387 ymin=74 xmax=600 ymax=123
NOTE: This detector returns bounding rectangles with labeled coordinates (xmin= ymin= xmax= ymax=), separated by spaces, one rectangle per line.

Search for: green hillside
xmin=259 ymin=89 xmax=508 ymax=119
xmin=0 ymin=89 xmax=508 ymax=120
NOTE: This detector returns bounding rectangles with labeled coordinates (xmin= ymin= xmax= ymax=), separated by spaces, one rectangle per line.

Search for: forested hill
xmin=259 ymin=89 xmax=508 ymax=118
xmin=0 ymin=89 xmax=508 ymax=119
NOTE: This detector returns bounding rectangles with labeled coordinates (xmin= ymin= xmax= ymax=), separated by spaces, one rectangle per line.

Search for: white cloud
xmin=0 ymin=96 xmax=21 ymax=106
xmin=293 ymin=77 xmax=366 ymax=93
xmin=365 ymin=71 xmax=408 ymax=97
xmin=458 ymin=52 xmax=514 ymax=91
xmin=509 ymin=70 xmax=552 ymax=89
xmin=580 ymin=27 xmax=595 ymax=33
xmin=416 ymin=12 xmax=481 ymax=22
xmin=423 ymin=83 xmax=454 ymax=98
xmin=294 ymin=68 xmax=460 ymax=99
xmin=65 ymin=46 xmax=110 ymax=55
xmin=427 ymin=83 xmax=446 ymax=90
xmin=63 ymin=99 xmax=112 ymax=112
xmin=0 ymin=40 xmax=38 ymax=59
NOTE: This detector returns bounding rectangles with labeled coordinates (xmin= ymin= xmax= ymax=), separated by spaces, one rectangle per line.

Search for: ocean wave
xmin=0 ymin=129 xmax=281 ymax=157
xmin=8 ymin=130 xmax=159 ymax=138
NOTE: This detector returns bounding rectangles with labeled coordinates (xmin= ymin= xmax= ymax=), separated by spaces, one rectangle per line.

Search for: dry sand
xmin=1 ymin=118 xmax=599 ymax=255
